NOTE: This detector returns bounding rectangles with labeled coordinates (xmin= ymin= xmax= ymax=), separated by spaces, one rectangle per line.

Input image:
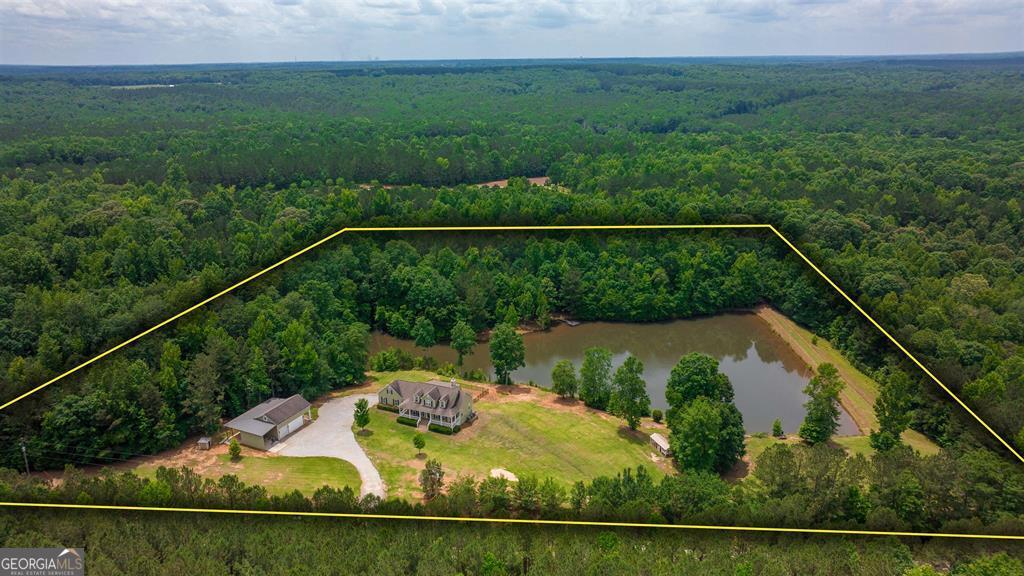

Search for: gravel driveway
xmin=276 ymin=393 xmax=385 ymax=498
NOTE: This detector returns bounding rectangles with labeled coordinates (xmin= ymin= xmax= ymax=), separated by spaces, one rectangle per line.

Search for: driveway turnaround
xmin=276 ymin=393 xmax=385 ymax=498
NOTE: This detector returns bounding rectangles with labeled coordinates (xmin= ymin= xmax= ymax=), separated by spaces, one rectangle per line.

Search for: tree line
xmin=1 ymin=427 xmax=1021 ymax=537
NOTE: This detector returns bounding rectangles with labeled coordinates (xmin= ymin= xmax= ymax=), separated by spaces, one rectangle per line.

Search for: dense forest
xmin=1 ymin=505 xmax=1021 ymax=576
xmin=1 ymin=56 xmax=1023 ymax=571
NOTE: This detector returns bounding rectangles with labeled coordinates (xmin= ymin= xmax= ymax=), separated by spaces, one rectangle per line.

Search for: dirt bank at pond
xmin=755 ymin=306 xmax=876 ymax=434
xmin=754 ymin=306 xmax=940 ymax=455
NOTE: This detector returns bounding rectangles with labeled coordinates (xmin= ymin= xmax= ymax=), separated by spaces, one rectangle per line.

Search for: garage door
xmin=282 ymin=415 xmax=303 ymax=436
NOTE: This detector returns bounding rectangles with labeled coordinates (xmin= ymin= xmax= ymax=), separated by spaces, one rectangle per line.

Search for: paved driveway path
xmin=276 ymin=393 xmax=385 ymax=498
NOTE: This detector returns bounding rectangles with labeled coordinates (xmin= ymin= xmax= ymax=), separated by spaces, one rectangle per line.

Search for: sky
xmin=0 ymin=0 xmax=1021 ymax=66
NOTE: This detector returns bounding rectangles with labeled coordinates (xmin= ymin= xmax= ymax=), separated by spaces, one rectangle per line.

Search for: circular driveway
xmin=276 ymin=393 xmax=385 ymax=498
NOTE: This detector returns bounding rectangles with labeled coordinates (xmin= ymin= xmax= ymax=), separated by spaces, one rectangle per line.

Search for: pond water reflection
xmin=369 ymin=313 xmax=859 ymax=435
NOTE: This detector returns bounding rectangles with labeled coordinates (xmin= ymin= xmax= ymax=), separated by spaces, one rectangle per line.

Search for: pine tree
xmin=419 ymin=459 xmax=444 ymax=500
xmin=799 ymin=363 xmax=844 ymax=445
xmin=535 ymin=292 xmax=551 ymax=330
xmin=244 ymin=348 xmax=272 ymax=405
xmin=870 ymin=368 xmax=914 ymax=451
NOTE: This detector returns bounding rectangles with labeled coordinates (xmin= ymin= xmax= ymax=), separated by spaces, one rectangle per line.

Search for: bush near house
xmin=377 ymin=404 xmax=399 ymax=413
xmin=228 ymin=439 xmax=242 ymax=461
xmin=429 ymin=424 xmax=461 ymax=435
xmin=397 ymin=416 xmax=418 ymax=427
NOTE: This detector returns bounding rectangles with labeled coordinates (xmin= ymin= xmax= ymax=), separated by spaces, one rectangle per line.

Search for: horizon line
xmin=2 ymin=49 xmax=1022 ymax=70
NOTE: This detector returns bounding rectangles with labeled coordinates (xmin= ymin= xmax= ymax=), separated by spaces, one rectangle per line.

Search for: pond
xmin=368 ymin=313 xmax=859 ymax=435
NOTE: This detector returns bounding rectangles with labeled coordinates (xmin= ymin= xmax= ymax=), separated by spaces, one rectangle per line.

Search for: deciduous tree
xmin=412 ymin=317 xmax=437 ymax=349
xmin=489 ymin=323 xmax=524 ymax=385
xmin=579 ymin=347 xmax=612 ymax=410
xmin=666 ymin=353 xmax=733 ymax=409
xmin=450 ymin=320 xmax=476 ymax=366
xmin=670 ymin=397 xmax=722 ymax=472
xmin=551 ymin=359 xmax=578 ymax=399
xmin=354 ymin=398 xmax=370 ymax=432
xmin=610 ymin=355 xmax=649 ymax=430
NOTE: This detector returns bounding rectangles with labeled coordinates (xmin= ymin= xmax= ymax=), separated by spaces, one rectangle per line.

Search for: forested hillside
xmin=1 ymin=57 xmax=1023 ymax=571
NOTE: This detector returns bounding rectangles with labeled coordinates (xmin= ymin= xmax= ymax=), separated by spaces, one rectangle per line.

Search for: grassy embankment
xmin=755 ymin=306 xmax=939 ymax=456
xmin=135 ymin=452 xmax=362 ymax=497
xmin=359 ymin=370 xmax=672 ymax=500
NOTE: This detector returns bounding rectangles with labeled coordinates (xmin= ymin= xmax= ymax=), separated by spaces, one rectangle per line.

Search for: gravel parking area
xmin=276 ymin=394 xmax=385 ymax=498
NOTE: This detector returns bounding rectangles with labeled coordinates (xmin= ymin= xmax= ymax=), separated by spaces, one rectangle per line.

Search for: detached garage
xmin=225 ymin=394 xmax=312 ymax=450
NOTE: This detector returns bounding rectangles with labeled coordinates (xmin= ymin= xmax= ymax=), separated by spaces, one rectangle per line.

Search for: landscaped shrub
xmin=370 ymin=347 xmax=414 ymax=371
xmin=429 ymin=424 xmax=455 ymax=435
xmin=652 ymin=409 xmax=663 ymax=424
xmin=377 ymin=404 xmax=399 ymax=413
xmin=228 ymin=438 xmax=241 ymax=460
xmin=462 ymin=369 xmax=488 ymax=382
xmin=437 ymin=362 xmax=458 ymax=377
xmin=397 ymin=416 xmax=418 ymax=427
xmin=772 ymin=419 xmax=785 ymax=437
xmin=413 ymin=355 xmax=438 ymax=371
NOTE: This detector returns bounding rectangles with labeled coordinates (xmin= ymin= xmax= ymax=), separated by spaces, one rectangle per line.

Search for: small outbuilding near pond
xmin=650 ymin=432 xmax=671 ymax=457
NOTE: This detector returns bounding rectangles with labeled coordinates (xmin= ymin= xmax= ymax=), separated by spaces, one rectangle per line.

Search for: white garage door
xmin=282 ymin=415 xmax=303 ymax=436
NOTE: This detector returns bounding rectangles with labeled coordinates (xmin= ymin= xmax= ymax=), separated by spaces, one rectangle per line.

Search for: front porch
xmin=398 ymin=407 xmax=460 ymax=430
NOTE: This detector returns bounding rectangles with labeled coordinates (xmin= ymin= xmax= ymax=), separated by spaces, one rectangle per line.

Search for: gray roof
xmin=261 ymin=395 xmax=311 ymax=424
xmin=225 ymin=395 xmax=310 ymax=437
xmin=383 ymin=379 xmax=472 ymax=418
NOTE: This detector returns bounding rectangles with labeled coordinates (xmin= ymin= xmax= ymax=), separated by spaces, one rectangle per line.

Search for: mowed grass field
xmin=135 ymin=453 xmax=362 ymax=496
xmin=359 ymin=371 xmax=671 ymax=500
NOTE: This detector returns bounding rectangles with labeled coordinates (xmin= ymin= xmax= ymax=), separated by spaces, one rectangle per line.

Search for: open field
xmin=756 ymin=306 xmax=940 ymax=456
xmin=359 ymin=371 xmax=673 ymax=500
xmin=134 ymin=445 xmax=362 ymax=496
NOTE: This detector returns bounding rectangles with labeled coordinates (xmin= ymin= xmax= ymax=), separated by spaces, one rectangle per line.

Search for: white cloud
xmin=0 ymin=0 xmax=1020 ymax=64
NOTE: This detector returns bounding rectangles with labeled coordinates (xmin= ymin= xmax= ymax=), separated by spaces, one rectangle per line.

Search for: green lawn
xmin=742 ymin=433 xmax=935 ymax=468
xmin=366 ymin=370 xmax=489 ymax=394
xmin=136 ymin=454 xmax=362 ymax=496
xmin=358 ymin=372 xmax=670 ymax=499
xmin=744 ymin=434 xmax=788 ymax=464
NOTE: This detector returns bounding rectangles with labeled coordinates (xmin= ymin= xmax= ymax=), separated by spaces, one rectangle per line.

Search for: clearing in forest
xmin=358 ymin=370 xmax=674 ymax=500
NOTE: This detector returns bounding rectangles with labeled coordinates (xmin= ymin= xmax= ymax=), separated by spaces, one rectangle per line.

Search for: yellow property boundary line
xmin=2 ymin=501 xmax=1024 ymax=540
xmin=1 ymin=223 xmax=1021 ymax=540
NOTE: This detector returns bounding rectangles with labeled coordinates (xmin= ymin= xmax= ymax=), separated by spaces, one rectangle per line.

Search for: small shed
xmin=197 ymin=436 xmax=213 ymax=450
xmin=650 ymin=432 xmax=671 ymax=457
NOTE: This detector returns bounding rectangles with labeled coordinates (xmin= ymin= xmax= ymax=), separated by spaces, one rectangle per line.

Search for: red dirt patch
xmin=477 ymin=176 xmax=550 ymax=188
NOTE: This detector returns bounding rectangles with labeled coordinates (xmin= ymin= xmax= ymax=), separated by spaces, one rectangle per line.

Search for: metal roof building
xmin=225 ymin=394 xmax=312 ymax=450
